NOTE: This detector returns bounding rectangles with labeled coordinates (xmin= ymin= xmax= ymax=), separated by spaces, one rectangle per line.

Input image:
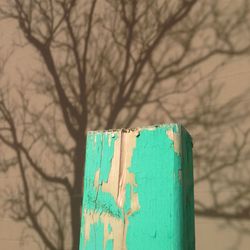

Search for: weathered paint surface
xmin=79 ymin=124 xmax=195 ymax=250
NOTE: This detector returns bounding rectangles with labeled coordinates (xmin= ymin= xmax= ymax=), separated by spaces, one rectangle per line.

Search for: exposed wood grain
xmin=79 ymin=124 xmax=195 ymax=250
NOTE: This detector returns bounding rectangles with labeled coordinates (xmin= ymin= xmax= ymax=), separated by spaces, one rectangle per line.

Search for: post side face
xmin=181 ymin=128 xmax=195 ymax=250
xmin=79 ymin=124 xmax=195 ymax=250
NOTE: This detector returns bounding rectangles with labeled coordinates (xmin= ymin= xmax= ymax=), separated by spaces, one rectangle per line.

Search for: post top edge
xmin=87 ymin=123 xmax=190 ymax=136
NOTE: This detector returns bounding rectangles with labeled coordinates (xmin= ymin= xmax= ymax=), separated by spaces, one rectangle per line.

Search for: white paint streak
xmin=102 ymin=131 xmax=122 ymax=199
xmin=94 ymin=169 xmax=100 ymax=189
xmin=117 ymin=130 xmax=139 ymax=209
xmin=87 ymin=129 xmax=141 ymax=249
xmin=167 ymin=130 xmax=182 ymax=154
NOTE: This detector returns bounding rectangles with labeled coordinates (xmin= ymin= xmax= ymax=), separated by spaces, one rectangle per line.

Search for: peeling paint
xmin=167 ymin=128 xmax=182 ymax=155
xmin=94 ymin=169 xmax=100 ymax=189
xmin=81 ymin=129 xmax=141 ymax=249
xmin=83 ymin=211 xmax=125 ymax=249
xmin=80 ymin=124 xmax=195 ymax=250
xmin=117 ymin=130 xmax=139 ymax=209
xmin=102 ymin=131 xmax=122 ymax=200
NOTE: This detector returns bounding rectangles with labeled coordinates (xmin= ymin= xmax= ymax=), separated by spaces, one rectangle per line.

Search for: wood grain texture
xmin=79 ymin=124 xmax=195 ymax=250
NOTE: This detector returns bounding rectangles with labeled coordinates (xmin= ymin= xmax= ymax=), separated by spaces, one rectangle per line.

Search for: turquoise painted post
xmin=79 ymin=124 xmax=195 ymax=250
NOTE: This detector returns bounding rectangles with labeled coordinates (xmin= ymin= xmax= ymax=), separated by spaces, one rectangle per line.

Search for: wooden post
xmin=79 ymin=124 xmax=195 ymax=250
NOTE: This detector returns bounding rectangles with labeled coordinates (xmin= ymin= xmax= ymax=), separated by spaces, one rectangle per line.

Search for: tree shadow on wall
xmin=0 ymin=0 xmax=250 ymax=249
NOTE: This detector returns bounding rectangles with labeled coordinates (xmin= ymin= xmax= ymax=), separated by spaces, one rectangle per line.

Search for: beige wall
xmin=1 ymin=5 xmax=250 ymax=250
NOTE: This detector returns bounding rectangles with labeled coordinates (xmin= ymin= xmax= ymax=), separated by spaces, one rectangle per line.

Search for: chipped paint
xmin=102 ymin=131 xmax=122 ymax=199
xmin=79 ymin=124 xmax=195 ymax=250
xmin=94 ymin=169 xmax=100 ymax=189
xmin=83 ymin=211 xmax=125 ymax=249
xmin=117 ymin=130 xmax=139 ymax=209
xmin=167 ymin=128 xmax=182 ymax=155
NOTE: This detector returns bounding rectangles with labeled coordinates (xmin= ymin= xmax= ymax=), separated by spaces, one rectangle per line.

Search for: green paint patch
xmin=124 ymin=184 xmax=131 ymax=214
xmin=126 ymin=126 xmax=182 ymax=250
xmin=85 ymin=220 xmax=104 ymax=250
xmin=83 ymin=131 xmax=122 ymax=218
xmin=108 ymin=223 xmax=112 ymax=233
xmin=105 ymin=239 xmax=114 ymax=250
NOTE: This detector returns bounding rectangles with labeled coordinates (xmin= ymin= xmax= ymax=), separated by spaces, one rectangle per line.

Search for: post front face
xmin=79 ymin=124 xmax=195 ymax=250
